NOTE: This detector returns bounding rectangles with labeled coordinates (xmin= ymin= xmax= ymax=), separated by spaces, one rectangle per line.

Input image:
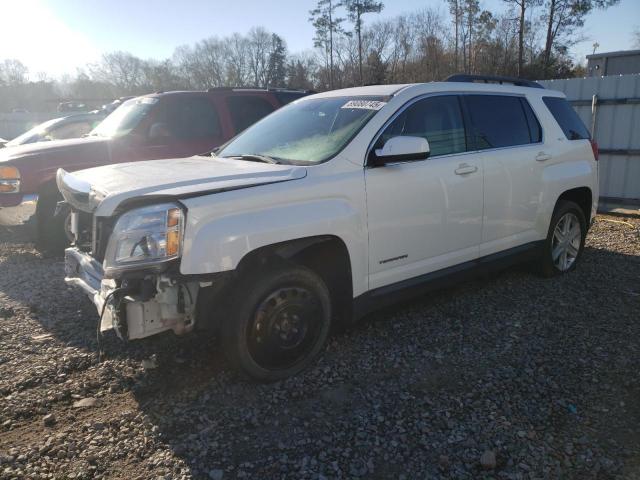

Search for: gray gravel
xmin=1 ymin=215 xmax=639 ymax=479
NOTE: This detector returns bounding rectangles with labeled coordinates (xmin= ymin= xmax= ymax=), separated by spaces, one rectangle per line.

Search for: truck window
xmin=465 ymin=95 xmax=533 ymax=149
xmin=163 ymin=97 xmax=221 ymax=140
xmin=542 ymin=96 xmax=590 ymax=140
xmin=377 ymin=95 xmax=467 ymax=157
xmin=226 ymin=96 xmax=275 ymax=133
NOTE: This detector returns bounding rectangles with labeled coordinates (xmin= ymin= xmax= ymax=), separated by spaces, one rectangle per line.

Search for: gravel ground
xmin=0 ymin=215 xmax=639 ymax=480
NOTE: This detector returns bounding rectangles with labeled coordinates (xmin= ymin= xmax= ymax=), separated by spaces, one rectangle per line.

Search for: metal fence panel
xmin=539 ymin=74 xmax=640 ymax=202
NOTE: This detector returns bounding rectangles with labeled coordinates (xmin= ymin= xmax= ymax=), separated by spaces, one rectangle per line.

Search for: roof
xmin=306 ymin=81 xmax=562 ymax=101
xmin=587 ymin=49 xmax=640 ymax=60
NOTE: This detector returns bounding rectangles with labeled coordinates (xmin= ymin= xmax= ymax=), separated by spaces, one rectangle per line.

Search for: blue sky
xmin=1 ymin=0 xmax=637 ymax=78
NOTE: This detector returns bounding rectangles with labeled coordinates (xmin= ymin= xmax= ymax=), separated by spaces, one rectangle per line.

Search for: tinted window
xmin=227 ymin=96 xmax=275 ymax=133
xmin=273 ymin=91 xmax=311 ymax=105
xmin=164 ymin=97 xmax=221 ymax=140
xmin=376 ymin=95 xmax=466 ymax=157
xmin=542 ymin=96 xmax=590 ymax=140
xmin=465 ymin=95 xmax=532 ymax=149
xmin=521 ymin=99 xmax=542 ymax=143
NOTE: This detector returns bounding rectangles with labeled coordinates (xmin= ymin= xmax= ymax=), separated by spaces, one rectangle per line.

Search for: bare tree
xmin=541 ymin=0 xmax=620 ymax=76
xmin=0 ymin=59 xmax=28 ymax=86
xmin=247 ymin=27 xmax=272 ymax=87
xmin=448 ymin=0 xmax=463 ymax=71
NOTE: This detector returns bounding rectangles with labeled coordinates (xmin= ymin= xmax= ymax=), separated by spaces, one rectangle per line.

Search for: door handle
xmin=535 ymin=152 xmax=552 ymax=162
xmin=454 ymin=163 xmax=478 ymax=175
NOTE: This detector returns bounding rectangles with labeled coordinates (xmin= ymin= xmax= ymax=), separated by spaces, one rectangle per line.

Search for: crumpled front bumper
xmin=64 ymin=247 xmax=198 ymax=340
xmin=0 ymin=194 xmax=38 ymax=226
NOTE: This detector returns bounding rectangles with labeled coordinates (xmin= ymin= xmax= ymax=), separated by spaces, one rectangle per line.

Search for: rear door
xmin=462 ymin=94 xmax=546 ymax=256
xmin=365 ymin=95 xmax=484 ymax=290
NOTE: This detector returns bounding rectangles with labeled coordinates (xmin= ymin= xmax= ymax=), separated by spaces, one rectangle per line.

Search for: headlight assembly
xmin=0 ymin=166 xmax=20 ymax=193
xmin=104 ymin=203 xmax=184 ymax=274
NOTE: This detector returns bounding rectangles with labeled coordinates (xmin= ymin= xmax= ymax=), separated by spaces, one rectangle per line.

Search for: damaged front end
xmin=59 ymin=169 xmax=201 ymax=341
xmin=65 ymin=247 xmax=199 ymax=339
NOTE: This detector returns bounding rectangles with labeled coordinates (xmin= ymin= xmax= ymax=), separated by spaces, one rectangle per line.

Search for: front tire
xmin=539 ymin=200 xmax=587 ymax=277
xmin=221 ymin=264 xmax=332 ymax=382
xmin=35 ymin=192 xmax=70 ymax=256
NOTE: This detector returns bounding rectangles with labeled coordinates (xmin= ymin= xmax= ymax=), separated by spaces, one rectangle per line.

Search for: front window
xmin=90 ymin=97 xmax=157 ymax=138
xmin=218 ymin=96 xmax=387 ymax=164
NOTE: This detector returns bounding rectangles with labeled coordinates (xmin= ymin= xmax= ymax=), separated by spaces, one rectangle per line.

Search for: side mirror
xmin=371 ymin=136 xmax=430 ymax=166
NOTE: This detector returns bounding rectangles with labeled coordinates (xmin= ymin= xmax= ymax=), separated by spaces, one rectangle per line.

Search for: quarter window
xmin=377 ymin=95 xmax=467 ymax=157
xmin=542 ymin=96 xmax=590 ymax=140
xmin=465 ymin=95 xmax=534 ymax=149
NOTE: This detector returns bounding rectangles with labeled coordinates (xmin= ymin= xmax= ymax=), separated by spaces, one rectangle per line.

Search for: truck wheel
xmin=35 ymin=192 xmax=70 ymax=256
xmin=222 ymin=264 xmax=332 ymax=382
xmin=538 ymin=200 xmax=587 ymax=277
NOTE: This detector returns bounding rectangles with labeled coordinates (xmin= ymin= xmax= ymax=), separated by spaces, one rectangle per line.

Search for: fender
xmin=179 ymin=175 xmax=369 ymax=297
xmin=537 ymin=145 xmax=597 ymax=236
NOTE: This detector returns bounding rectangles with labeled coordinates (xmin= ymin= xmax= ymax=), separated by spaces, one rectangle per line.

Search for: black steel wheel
xmin=222 ymin=264 xmax=331 ymax=382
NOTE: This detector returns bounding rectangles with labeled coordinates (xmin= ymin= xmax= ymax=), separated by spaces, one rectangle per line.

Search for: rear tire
xmin=221 ymin=264 xmax=332 ymax=382
xmin=35 ymin=192 xmax=70 ymax=257
xmin=538 ymin=200 xmax=587 ymax=277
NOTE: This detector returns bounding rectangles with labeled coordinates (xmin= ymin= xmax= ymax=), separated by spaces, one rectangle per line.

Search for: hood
xmin=0 ymin=136 xmax=111 ymax=162
xmin=57 ymin=156 xmax=307 ymax=216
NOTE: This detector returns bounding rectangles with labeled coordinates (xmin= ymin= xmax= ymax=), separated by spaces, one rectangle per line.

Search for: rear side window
xmin=227 ymin=96 xmax=275 ymax=133
xmin=376 ymin=95 xmax=467 ymax=157
xmin=164 ymin=97 xmax=222 ymax=140
xmin=465 ymin=95 xmax=534 ymax=149
xmin=542 ymin=96 xmax=590 ymax=140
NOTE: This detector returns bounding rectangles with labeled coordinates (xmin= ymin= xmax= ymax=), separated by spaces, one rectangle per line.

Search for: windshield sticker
xmin=341 ymin=100 xmax=386 ymax=110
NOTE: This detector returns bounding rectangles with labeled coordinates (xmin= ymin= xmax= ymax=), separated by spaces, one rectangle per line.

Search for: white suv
xmin=58 ymin=76 xmax=598 ymax=381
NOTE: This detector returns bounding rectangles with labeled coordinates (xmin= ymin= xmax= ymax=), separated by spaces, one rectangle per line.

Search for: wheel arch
xmin=555 ymin=186 xmax=592 ymax=224
xmin=234 ymin=235 xmax=355 ymax=329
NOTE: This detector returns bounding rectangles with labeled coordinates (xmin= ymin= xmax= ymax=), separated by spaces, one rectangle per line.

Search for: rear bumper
xmin=0 ymin=194 xmax=38 ymax=226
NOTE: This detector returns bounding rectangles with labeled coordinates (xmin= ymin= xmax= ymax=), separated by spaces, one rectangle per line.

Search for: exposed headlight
xmin=0 ymin=166 xmax=20 ymax=193
xmin=104 ymin=203 xmax=183 ymax=273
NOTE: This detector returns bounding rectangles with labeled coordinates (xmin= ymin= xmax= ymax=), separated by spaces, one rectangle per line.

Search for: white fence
xmin=0 ymin=112 xmax=61 ymax=140
xmin=539 ymin=74 xmax=640 ymax=202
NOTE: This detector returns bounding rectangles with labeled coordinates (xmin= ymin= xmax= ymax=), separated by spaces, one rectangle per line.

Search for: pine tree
xmin=344 ymin=0 xmax=384 ymax=86
xmin=309 ymin=0 xmax=346 ymax=89
xmin=267 ymin=34 xmax=287 ymax=87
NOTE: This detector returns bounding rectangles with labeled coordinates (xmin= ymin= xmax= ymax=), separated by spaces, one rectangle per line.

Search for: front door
xmin=365 ymin=95 xmax=483 ymax=290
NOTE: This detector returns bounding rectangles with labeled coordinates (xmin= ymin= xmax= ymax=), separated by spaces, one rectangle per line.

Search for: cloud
xmin=0 ymin=0 xmax=100 ymax=78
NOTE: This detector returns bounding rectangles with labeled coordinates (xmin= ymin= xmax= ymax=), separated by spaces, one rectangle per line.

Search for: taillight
xmin=590 ymin=140 xmax=599 ymax=161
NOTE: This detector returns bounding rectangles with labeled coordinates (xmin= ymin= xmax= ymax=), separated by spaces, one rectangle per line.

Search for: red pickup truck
xmin=0 ymin=88 xmax=311 ymax=252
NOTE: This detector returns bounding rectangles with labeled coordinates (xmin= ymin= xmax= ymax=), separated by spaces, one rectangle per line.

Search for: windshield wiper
xmin=226 ymin=154 xmax=282 ymax=164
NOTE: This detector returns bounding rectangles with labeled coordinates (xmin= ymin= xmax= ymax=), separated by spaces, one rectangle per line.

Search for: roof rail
xmin=207 ymin=86 xmax=316 ymax=93
xmin=445 ymin=74 xmax=544 ymax=89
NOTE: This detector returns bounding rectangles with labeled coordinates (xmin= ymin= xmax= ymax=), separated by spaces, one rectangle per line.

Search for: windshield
xmin=218 ymin=96 xmax=387 ymax=164
xmin=90 ymin=97 xmax=156 ymax=138
xmin=6 ymin=117 xmax=63 ymax=146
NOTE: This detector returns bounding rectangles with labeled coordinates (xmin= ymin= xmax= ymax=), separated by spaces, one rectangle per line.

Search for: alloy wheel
xmin=551 ymin=212 xmax=582 ymax=272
